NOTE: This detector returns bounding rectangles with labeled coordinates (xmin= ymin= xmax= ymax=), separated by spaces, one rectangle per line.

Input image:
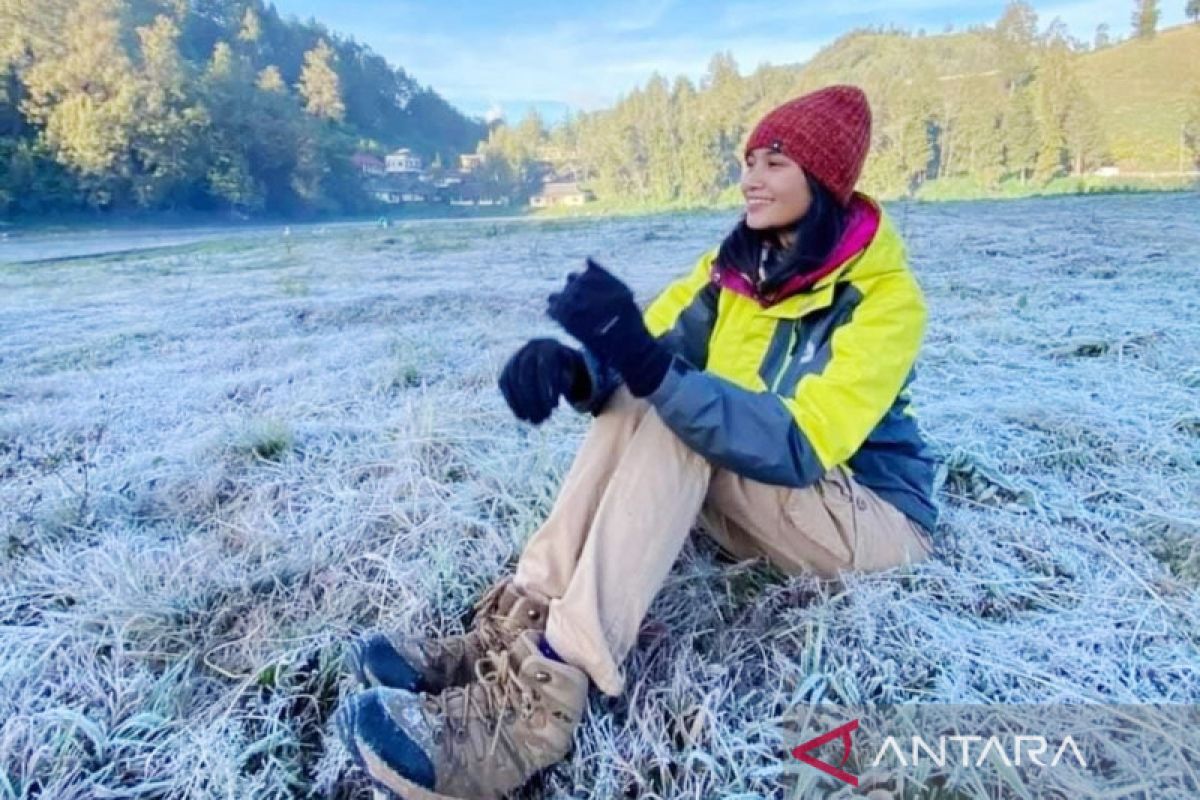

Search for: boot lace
xmin=419 ymin=579 xmax=513 ymax=661
xmin=423 ymin=646 xmax=540 ymax=765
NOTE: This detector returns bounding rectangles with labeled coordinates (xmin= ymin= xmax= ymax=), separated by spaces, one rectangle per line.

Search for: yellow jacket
xmin=575 ymin=195 xmax=938 ymax=533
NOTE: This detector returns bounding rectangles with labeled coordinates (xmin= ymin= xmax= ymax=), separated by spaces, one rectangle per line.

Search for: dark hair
xmin=759 ymin=173 xmax=847 ymax=295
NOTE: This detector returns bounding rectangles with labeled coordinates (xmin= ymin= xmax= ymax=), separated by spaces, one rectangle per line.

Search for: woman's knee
xmin=608 ymin=384 xmax=647 ymax=411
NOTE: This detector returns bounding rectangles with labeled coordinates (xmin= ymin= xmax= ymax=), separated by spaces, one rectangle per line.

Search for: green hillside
xmin=801 ymin=29 xmax=1001 ymax=81
xmin=0 ymin=0 xmax=488 ymax=217
xmin=1076 ymin=24 xmax=1200 ymax=172
xmin=500 ymin=17 xmax=1200 ymax=211
xmin=803 ymin=23 xmax=1200 ymax=177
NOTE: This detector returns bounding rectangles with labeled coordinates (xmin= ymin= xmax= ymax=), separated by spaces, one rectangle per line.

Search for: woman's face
xmin=740 ymin=147 xmax=812 ymax=235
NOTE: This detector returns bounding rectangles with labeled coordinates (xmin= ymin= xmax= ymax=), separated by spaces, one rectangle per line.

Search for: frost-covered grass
xmin=1 ymin=193 xmax=1198 ymax=799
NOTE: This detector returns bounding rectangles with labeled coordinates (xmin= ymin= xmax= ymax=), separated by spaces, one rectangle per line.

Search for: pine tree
xmin=201 ymin=41 xmax=263 ymax=210
xmin=957 ymin=75 xmax=1007 ymax=186
xmin=298 ymin=39 xmax=344 ymax=121
xmin=1187 ymin=0 xmax=1200 ymax=23
xmin=0 ymin=0 xmax=77 ymax=77
xmin=1033 ymin=41 xmax=1072 ymax=182
xmin=671 ymin=75 xmax=724 ymax=202
xmin=238 ymin=6 xmax=262 ymax=43
xmin=1062 ymin=87 xmax=1107 ymax=174
xmin=257 ymin=65 xmax=286 ymax=93
xmin=995 ymin=1 xmax=1038 ymax=46
xmin=700 ymin=52 xmax=746 ymax=187
xmin=860 ymin=58 xmax=936 ymax=196
xmin=514 ymin=108 xmax=547 ymax=193
xmin=131 ymin=14 xmax=208 ymax=207
xmin=1133 ymin=0 xmax=1160 ymax=39
xmin=993 ymin=2 xmax=1038 ymax=92
xmin=1185 ymin=85 xmax=1200 ymax=166
xmin=20 ymin=0 xmax=140 ymax=205
xmin=641 ymin=73 xmax=678 ymax=203
xmin=478 ymin=109 xmax=546 ymax=199
xmin=1003 ymin=86 xmax=1038 ymax=184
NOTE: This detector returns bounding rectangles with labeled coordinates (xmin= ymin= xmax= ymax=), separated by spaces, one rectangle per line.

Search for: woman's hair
xmin=717 ymin=172 xmax=851 ymax=295
xmin=756 ymin=173 xmax=848 ymax=296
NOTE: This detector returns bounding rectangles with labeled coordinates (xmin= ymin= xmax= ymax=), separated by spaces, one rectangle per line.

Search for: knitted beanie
xmin=744 ymin=85 xmax=872 ymax=206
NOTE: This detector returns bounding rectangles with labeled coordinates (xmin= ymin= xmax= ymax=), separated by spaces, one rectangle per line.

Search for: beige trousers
xmin=512 ymin=386 xmax=933 ymax=696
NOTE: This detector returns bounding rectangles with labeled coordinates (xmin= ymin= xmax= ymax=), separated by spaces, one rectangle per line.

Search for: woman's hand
xmin=546 ymin=258 xmax=672 ymax=397
xmin=498 ymin=338 xmax=588 ymax=425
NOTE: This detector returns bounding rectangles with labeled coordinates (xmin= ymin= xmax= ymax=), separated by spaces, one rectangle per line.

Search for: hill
xmin=1076 ymin=24 xmax=1200 ymax=172
xmin=525 ymin=16 xmax=1200 ymax=208
xmin=0 ymin=0 xmax=488 ymax=217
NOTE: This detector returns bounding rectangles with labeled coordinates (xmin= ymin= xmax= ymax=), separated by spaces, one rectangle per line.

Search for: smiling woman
xmin=337 ymin=84 xmax=941 ymax=800
xmin=734 ymin=163 xmax=847 ymax=297
xmin=742 ymin=149 xmax=815 ymax=234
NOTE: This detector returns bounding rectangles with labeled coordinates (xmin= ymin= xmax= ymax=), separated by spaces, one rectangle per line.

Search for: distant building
xmin=365 ymin=172 xmax=508 ymax=206
xmin=351 ymin=153 xmax=386 ymax=176
xmin=366 ymin=174 xmax=432 ymax=204
xmin=442 ymin=178 xmax=510 ymax=206
xmin=386 ymin=148 xmax=423 ymax=174
xmin=358 ymin=146 xmax=513 ymax=207
xmin=527 ymin=159 xmax=557 ymax=184
xmin=530 ymin=181 xmax=592 ymax=208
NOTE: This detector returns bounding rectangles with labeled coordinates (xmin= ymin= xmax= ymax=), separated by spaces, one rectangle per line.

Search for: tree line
xmin=479 ymin=1 xmax=1200 ymax=206
xmin=2 ymin=1 xmax=1197 ymax=218
xmin=0 ymin=0 xmax=486 ymax=216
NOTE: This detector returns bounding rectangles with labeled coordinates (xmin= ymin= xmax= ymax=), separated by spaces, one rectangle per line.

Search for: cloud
xmin=717 ymin=0 xmax=969 ymax=29
xmin=605 ymin=0 xmax=676 ymax=32
xmin=375 ymin=24 xmax=824 ymax=114
xmin=279 ymin=0 xmax=1190 ymax=121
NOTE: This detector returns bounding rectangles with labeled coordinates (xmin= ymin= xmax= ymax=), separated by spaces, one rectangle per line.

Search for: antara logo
xmin=791 ymin=720 xmax=1089 ymax=787
xmin=791 ymin=720 xmax=860 ymax=787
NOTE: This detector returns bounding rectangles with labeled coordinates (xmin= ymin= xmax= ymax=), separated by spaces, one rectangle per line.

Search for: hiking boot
xmin=337 ymin=629 xmax=587 ymax=800
xmin=347 ymin=576 xmax=548 ymax=695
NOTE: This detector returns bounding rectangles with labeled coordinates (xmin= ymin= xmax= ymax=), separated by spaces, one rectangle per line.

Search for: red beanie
xmin=744 ymin=85 xmax=872 ymax=206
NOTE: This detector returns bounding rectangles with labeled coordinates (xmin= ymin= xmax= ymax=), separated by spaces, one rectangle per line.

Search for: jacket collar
xmin=711 ymin=193 xmax=880 ymax=306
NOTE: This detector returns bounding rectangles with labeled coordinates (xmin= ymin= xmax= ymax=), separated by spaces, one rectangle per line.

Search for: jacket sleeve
xmin=645 ymin=264 xmax=928 ymax=487
xmin=570 ymin=250 xmax=720 ymax=416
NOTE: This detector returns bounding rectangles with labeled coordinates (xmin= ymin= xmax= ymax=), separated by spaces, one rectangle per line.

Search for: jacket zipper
xmin=771 ymin=320 xmax=800 ymax=393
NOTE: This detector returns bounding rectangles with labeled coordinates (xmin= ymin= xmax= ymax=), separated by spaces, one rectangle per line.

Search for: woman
xmin=337 ymin=84 xmax=938 ymax=800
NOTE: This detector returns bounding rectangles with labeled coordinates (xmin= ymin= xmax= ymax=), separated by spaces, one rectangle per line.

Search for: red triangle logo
xmin=791 ymin=719 xmax=859 ymax=787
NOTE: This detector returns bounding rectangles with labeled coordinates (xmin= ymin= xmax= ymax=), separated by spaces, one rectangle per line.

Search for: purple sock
xmin=537 ymin=634 xmax=566 ymax=664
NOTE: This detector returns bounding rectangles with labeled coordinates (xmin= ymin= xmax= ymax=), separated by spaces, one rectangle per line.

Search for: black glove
xmin=498 ymin=338 xmax=589 ymax=425
xmin=546 ymin=258 xmax=672 ymax=397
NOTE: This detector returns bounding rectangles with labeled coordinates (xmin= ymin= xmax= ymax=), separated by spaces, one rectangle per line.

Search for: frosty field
xmin=1 ymin=192 xmax=1199 ymax=799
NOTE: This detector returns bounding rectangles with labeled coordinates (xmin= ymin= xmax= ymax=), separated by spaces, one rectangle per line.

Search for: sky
xmin=270 ymin=1 xmax=1190 ymax=125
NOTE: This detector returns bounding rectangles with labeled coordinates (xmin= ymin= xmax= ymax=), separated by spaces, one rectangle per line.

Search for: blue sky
xmin=271 ymin=1 xmax=1189 ymax=125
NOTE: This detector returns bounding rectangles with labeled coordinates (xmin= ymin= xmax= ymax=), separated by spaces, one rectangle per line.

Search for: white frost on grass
xmin=1 ymin=194 xmax=1198 ymax=798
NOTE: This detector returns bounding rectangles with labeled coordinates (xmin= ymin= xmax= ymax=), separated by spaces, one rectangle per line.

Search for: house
xmin=530 ymin=180 xmax=592 ymax=208
xmin=366 ymin=174 xmax=432 ymax=204
xmin=441 ymin=178 xmax=510 ymax=207
xmin=360 ymin=149 xmax=510 ymax=207
xmin=351 ymin=153 xmax=386 ymax=176
xmin=459 ymin=154 xmax=483 ymax=172
xmin=386 ymin=148 xmax=423 ymax=174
